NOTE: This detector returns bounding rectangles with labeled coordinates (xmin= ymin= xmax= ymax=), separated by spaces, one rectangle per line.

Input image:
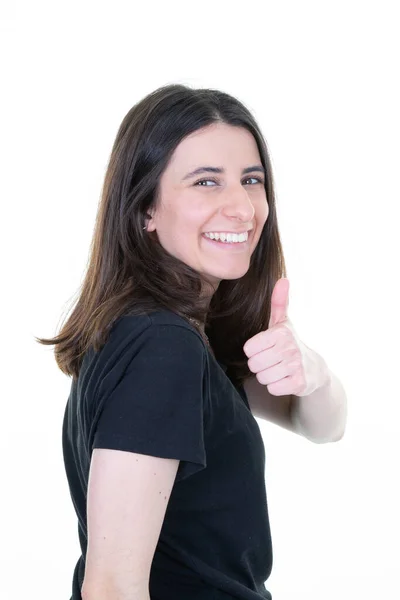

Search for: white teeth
xmin=204 ymin=231 xmax=248 ymax=243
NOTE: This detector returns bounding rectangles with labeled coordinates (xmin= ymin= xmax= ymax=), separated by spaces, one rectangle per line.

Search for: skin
xmin=146 ymin=122 xmax=269 ymax=302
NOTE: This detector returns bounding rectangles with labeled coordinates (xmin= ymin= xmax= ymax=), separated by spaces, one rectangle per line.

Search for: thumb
xmin=268 ymin=278 xmax=290 ymax=328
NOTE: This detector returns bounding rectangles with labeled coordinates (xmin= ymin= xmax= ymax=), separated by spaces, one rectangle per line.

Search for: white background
xmin=1 ymin=1 xmax=399 ymax=598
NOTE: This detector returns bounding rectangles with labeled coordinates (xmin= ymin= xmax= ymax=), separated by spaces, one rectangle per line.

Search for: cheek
xmin=259 ymin=199 xmax=269 ymax=219
xmin=256 ymin=201 xmax=269 ymax=226
xmin=188 ymin=208 xmax=212 ymax=236
xmin=251 ymin=215 xmax=268 ymax=249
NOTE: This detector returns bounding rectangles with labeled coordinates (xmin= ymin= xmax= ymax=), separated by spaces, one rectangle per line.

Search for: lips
xmin=202 ymin=235 xmax=245 ymax=244
xmin=201 ymin=231 xmax=251 ymax=251
xmin=202 ymin=229 xmax=253 ymax=236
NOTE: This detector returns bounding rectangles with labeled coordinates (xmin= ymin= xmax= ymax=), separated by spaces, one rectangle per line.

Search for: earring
xmin=143 ymin=226 xmax=147 ymax=230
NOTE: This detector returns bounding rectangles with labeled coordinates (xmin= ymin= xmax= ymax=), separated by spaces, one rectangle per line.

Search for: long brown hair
xmin=35 ymin=84 xmax=287 ymax=387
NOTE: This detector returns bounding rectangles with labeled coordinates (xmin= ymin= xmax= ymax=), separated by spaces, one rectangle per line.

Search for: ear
xmin=144 ymin=210 xmax=157 ymax=232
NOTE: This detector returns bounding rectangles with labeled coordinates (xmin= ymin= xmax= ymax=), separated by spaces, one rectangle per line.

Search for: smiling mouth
xmin=202 ymin=229 xmax=252 ymax=242
xmin=201 ymin=230 xmax=252 ymax=249
xmin=203 ymin=236 xmax=246 ymax=245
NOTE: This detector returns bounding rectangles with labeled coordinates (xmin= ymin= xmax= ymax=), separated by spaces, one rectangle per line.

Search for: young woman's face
xmin=147 ymin=122 xmax=269 ymax=288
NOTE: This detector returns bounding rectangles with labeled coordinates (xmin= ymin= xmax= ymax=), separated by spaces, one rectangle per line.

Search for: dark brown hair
xmin=35 ymin=83 xmax=287 ymax=387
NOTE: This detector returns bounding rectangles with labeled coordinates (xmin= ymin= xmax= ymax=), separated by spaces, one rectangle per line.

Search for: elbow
xmin=310 ymin=426 xmax=346 ymax=444
xmin=331 ymin=426 xmax=346 ymax=443
xmin=82 ymin=579 xmax=150 ymax=600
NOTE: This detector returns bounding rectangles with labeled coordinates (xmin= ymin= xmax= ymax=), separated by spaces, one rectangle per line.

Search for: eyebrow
xmin=181 ymin=165 xmax=266 ymax=181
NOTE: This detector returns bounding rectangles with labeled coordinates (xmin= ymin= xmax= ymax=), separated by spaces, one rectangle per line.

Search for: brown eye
xmin=194 ymin=178 xmax=218 ymax=186
xmin=194 ymin=177 xmax=264 ymax=187
xmin=243 ymin=177 xmax=264 ymax=185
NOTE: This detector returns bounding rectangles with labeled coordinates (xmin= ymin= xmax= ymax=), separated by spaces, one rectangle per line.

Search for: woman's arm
xmin=244 ymin=358 xmax=347 ymax=443
xmin=81 ymin=449 xmax=180 ymax=599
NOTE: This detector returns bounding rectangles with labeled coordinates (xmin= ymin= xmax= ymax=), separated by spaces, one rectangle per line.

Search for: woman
xmin=37 ymin=83 xmax=345 ymax=600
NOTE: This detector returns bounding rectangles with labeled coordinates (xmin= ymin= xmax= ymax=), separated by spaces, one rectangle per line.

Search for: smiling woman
xmin=35 ymin=83 xmax=287 ymax=600
xmin=144 ymin=122 xmax=269 ymax=288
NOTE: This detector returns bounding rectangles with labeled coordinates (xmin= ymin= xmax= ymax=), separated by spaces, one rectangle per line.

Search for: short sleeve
xmin=92 ymin=323 xmax=207 ymax=482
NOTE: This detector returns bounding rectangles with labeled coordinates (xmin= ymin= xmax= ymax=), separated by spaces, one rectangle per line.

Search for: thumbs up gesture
xmin=243 ymin=278 xmax=325 ymax=397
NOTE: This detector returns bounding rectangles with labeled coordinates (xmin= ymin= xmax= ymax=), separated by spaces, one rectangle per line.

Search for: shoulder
xmin=83 ymin=310 xmax=207 ymax=395
xmin=110 ymin=309 xmax=207 ymax=359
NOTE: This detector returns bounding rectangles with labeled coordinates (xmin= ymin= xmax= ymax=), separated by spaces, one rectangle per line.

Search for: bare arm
xmin=243 ymin=359 xmax=347 ymax=443
xmin=82 ymin=580 xmax=150 ymax=600
xmin=81 ymin=448 xmax=180 ymax=599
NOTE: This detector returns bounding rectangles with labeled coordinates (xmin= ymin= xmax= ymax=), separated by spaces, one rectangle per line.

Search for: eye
xmin=243 ymin=177 xmax=265 ymax=185
xmin=194 ymin=176 xmax=265 ymax=187
xmin=194 ymin=178 xmax=218 ymax=186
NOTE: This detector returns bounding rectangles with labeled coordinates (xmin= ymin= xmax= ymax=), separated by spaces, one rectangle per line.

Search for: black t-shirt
xmin=62 ymin=309 xmax=273 ymax=599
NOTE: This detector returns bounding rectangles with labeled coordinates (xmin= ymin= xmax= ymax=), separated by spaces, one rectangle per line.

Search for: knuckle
xmin=256 ymin=371 xmax=267 ymax=385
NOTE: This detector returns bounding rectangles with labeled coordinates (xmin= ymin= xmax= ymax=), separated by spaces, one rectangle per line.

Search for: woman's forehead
xmin=165 ymin=125 xmax=261 ymax=178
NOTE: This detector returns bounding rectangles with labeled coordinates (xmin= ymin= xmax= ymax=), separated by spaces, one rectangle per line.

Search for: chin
xmin=207 ymin=268 xmax=249 ymax=282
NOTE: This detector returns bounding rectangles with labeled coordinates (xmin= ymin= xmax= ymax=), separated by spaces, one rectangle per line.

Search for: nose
xmin=220 ymin=183 xmax=255 ymax=223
